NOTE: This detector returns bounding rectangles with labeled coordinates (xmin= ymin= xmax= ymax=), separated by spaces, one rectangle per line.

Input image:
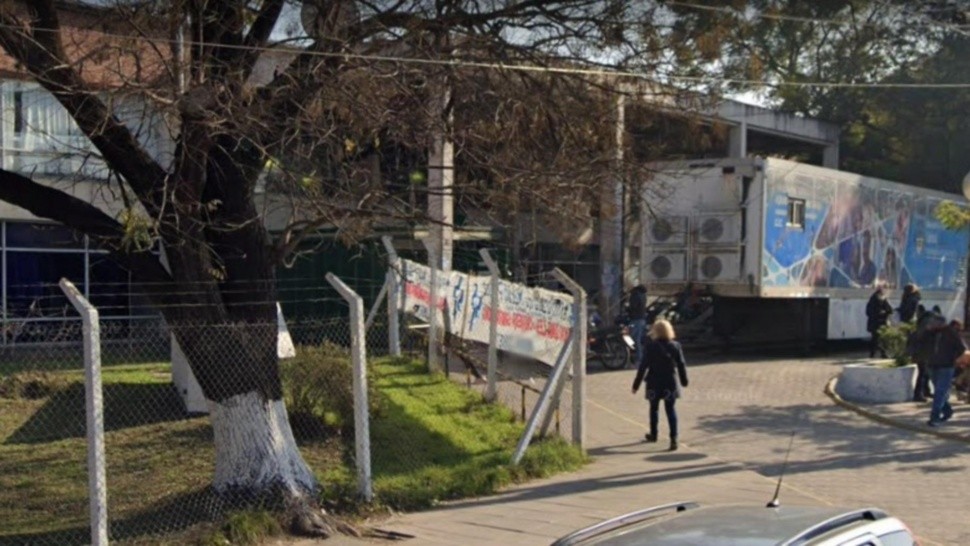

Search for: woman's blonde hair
xmin=650 ymin=319 xmax=676 ymax=341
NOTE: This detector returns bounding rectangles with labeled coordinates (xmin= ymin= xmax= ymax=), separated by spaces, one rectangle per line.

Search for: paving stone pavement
xmin=283 ymin=350 xmax=970 ymax=546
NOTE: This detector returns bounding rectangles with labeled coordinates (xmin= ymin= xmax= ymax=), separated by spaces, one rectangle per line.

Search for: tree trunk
xmin=161 ymin=237 xmax=318 ymax=502
xmin=210 ymin=392 xmax=316 ymax=498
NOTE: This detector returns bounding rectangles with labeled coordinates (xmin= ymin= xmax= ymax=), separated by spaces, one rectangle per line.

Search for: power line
xmin=0 ymin=19 xmax=968 ymax=90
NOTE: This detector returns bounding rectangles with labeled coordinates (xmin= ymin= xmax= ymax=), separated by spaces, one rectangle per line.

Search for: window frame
xmin=786 ymin=197 xmax=806 ymax=230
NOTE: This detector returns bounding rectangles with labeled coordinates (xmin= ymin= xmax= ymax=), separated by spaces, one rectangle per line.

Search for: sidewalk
xmin=277 ymin=365 xmax=968 ymax=546
xmin=825 ymin=377 xmax=970 ymax=444
xmin=279 ymin=397 xmax=831 ymax=546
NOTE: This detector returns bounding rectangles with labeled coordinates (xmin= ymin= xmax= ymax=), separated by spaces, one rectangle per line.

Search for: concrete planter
xmin=836 ymin=361 xmax=917 ymax=404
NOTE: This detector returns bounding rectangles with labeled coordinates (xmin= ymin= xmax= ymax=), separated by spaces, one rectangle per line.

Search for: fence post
xmin=478 ymin=248 xmax=500 ymax=402
xmin=421 ymin=239 xmax=443 ymax=373
xmin=364 ymin=278 xmax=389 ymax=332
xmin=539 ymin=370 xmax=569 ymax=437
xmin=381 ymin=236 xmax=401 ymax=356
xmin=510 ymin=338 xmax=573 ymax=465
xmin=325 ymin=273 xmax=373 ymax=502
xmin=552 ymin=268 xmax=587 ymax=451
xmin=59 ymin=278 xmax=108 ymax=546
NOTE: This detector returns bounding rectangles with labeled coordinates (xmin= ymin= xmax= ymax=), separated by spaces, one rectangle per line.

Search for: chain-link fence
xmin=0 ymin=289 xmax=385 ymax=545
xmin=0 ymin=271 xmax=579 ymax=545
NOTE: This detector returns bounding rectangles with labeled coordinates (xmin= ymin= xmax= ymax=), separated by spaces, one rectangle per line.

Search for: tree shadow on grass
xmin=360 ymin=362 xmax=531 ymax=510
xmin=0 ymin=488 xmax=223 ymax=546
xmin=369 ymin=386 xmax=484 ymax=477
xmin=5 ymin=382 xmax=188 ymax=444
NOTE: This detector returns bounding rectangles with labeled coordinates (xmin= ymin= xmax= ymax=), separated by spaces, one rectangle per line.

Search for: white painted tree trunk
xmin=209 ymin=392 xmax=317 ymax=497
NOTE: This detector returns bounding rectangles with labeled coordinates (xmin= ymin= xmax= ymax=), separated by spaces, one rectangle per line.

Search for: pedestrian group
xmin=867 ymin=283 xmax=970 ymax=427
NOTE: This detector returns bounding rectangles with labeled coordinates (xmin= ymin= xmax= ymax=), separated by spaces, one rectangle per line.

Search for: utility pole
xmin=427 ymin=94 xmax=454 ymax=273
xmin=427 ymin=28 xmax=454 ymax=274
xmin=599 ymin=92 xmax=625 ymax=323
xmin=425 ymin=79 xmax=453 ymax=374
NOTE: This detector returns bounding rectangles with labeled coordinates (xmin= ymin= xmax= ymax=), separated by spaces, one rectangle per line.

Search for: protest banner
xmin=398 ymin=259 xmax=573 ymax=365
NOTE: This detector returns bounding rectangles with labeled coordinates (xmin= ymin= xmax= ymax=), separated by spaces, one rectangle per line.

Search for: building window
xmin=5 ymin=250 xmax=85 ymax=319
xmin=2 ymin=83 xmax=109 ymax=179
xmin=787 ymin=198 xmax=805 ymax=229
xmin=0 ymin=221 xmax=162 ymax=345
xmin=6 ymin=222 xmax=84 ymax=249
xmin=12 ymin=89 xmax=24 ymax=135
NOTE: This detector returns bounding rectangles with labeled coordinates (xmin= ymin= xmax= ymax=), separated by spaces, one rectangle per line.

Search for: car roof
xmin=555 ymin=504 xmax=887 ymax=546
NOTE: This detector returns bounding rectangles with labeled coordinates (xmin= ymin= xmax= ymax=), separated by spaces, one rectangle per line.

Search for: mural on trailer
xmin=398 ymin=259 xmax=574 ymax=365
xmin=763 ymin=170 xmax=969 ymax=291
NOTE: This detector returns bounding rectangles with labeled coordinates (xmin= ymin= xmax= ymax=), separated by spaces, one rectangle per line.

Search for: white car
xmin=551 ymin=501 xmax=918 ymax=546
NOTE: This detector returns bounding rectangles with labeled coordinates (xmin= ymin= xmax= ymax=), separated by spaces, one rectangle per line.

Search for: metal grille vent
xmin=650 ymin=256 xmax=673 ymax=279
xmin=700 ymin=217 xmax=725 ymax=242
xmin=651 ymin=219 xmax=674 ymax=243
xmin=700 ymin=255 xmax=723 ymax=279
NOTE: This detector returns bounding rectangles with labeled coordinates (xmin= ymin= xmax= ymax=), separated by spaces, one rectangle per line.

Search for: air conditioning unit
xmin=643 ymin=251 xmax=687 ymax=282
xmin=695 ymin=213 xmax=741 ymax=245
xmin=693 ymin=251 xmax=741 ymax=282
xmin=645 ymin=216 xmax=688 ymax=245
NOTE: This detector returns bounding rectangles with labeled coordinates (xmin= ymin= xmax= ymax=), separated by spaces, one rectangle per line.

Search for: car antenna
xmin=766 ymin=431 xmax=795 ymax=508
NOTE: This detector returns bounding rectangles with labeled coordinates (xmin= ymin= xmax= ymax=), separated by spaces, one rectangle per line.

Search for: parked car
xmin=551 ymin=501 xmax=918 ymax=546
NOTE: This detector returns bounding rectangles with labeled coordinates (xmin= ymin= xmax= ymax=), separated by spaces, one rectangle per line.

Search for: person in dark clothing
xmin=925 ymin=320 xmax=967 ymax=426
xmin=909 ymin=304 xmax=935 ymax=401
xmin=865 ymin=287 xmax=893 ymax=358
xmin=897 ymin=284 xmax=921 ymax=323
xmin=626 ymin=285 xmax=648 ymax=368
xmin=631 ymin=319 xmax=689 ymax=451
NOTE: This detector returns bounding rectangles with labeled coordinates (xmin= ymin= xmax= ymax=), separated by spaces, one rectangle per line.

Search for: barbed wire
xmin=2 ymin=297 xmax=348 ymax=312
xmin=3 ymin=276 xmax=390 ymax=289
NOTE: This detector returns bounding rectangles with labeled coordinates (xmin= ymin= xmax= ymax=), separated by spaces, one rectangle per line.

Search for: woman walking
xmin=631 ymin=319 xmax=689 ymax=451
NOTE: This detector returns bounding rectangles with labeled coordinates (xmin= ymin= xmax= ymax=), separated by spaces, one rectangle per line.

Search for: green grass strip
xmin=321 ymin=357 xmax=587 ymax=512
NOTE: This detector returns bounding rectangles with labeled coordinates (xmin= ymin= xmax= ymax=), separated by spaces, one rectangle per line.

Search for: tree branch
xmin=0 ymin=169 xmax=172 ymax=286
xmin=238 ymin=0 xmax=285 ymax=81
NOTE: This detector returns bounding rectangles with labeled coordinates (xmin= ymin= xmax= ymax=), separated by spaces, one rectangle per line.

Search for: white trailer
xmin=640 ymin=157 xmax=969 ymax=343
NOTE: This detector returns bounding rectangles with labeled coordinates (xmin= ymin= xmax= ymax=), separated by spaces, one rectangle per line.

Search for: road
xmin=588 ymin=351 xmax=970 ymax=546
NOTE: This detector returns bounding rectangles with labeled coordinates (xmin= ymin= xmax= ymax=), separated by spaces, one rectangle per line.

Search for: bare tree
xmin=0 ymin=0 xmax=715 ymax=534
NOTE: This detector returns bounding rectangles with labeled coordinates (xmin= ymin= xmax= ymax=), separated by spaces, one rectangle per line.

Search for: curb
xmin=824 ymin=376 xmax=970 ymax=444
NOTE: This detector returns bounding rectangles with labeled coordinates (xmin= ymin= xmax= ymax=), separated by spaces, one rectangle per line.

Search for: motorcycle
xmin=587 ymin=312 xmax=635 ymax=370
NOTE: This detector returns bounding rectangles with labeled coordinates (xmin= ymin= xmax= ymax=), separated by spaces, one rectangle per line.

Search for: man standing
xmin=897 ymin=284 xmax=921 ymax=323
xmin=866 ymin=287 xmax=892 ymax=358
xmin=627 ymin=284 xmax=648 ymax=367
xmin=910 ymin=304 xmax=938 ymax=401
xmin=925 ymin=320 xmax=967 ymax=426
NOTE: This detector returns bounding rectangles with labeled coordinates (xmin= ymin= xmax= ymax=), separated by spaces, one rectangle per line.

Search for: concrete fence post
xmin=381 ymin=236 xmax=401 ymax=356
xmin=539 ymin=369 xmax=570 ymax=438
xmin=325 ymin=273 xmax=373 ymax=501
xmin=552 ymin=268 xmax=587 ymax=451
xmin=59 ymin=278 xmax=108 ymax=546
xmin=421 ymin=239 xmax=443 ymax=373
xmin=364 ymin=278 xmax=389 ymax=332
xmin=478 ymin=248 xmax=500 ymax=402
xmin=510 ymin=338 xmax=574 ymax=465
